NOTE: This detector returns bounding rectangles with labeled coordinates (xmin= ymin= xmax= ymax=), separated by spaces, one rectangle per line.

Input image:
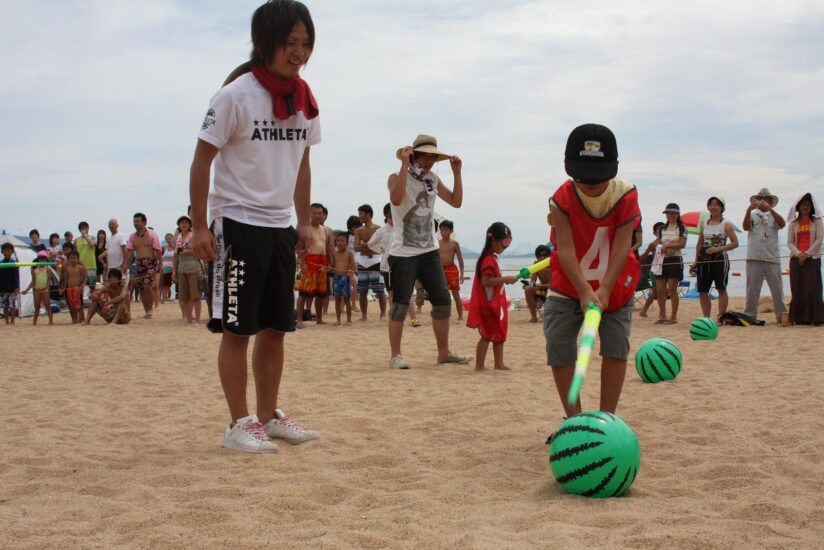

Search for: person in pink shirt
xmin=126 ymin=212 xmax=163 ymax=319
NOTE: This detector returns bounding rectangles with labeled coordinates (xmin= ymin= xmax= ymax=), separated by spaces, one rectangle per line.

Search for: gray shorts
xmin=543 ymin=297 xmax=633 ymax=365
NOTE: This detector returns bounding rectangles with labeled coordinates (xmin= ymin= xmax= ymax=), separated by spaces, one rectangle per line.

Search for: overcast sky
xmin=2 ymin=0 xmax=823 ymax=251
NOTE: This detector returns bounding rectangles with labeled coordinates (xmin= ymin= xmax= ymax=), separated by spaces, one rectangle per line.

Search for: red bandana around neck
xmin=251 ymin=65 xmax=319 ymax=121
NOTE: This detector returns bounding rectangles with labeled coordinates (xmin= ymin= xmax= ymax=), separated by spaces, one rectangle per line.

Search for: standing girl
xmin=656 ymin=203 xmax=687 ymax=324
xmin=22 ymin=252 xmax=56 ymax=325
xmin=190 ymin=0 xmax=321 ymax=452
xmin=787 ymin=193 xmax=824 ymax=325
xmin=161 ymin=233 xmax=176 ymax=303
xmin=638 ymin=222 xmax=665 ymax=317
xmin=173 ymin=216 xmax=201 ymax=324
xmin=95 ymin=230 xmax=108 ymax=282
xmin=694 ymin=197 xmax=738 ymax=318
xmin=466 ymin=222 xmax=517 ymax=371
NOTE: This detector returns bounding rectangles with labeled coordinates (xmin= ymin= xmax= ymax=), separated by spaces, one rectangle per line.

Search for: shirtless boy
xmin=524 ymin=244 xmax=551 ymax=323
xmin=59 ymin=250 xmax=88 ymax=323
xmin=331 ymin=232 xmax=356 ymax=324
xmin=296 ymin=203 xmax=332 ymax=328
xmin=86 ymin=268 xmax=131 ymax=325
xmin=320 ymin=204 xmax=333 ymax=315
xmin=438 ymin=220 xmax=465 ymax=321
xmin=125 ymin=212 xmax=162 ymax=319
xmin=354 ymin=204 xmax=387 ymax=320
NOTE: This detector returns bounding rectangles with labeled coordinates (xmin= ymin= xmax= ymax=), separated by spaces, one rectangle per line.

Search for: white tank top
xmin=702 ymin=219 xmax=731 ymax=250
xmin=388 ymin=168 xmax=438 ymax=258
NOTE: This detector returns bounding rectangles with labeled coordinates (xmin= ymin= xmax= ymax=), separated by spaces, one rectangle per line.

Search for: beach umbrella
xmin=681 ymin=211 xmax=708 ymax=236
xmin=681 ymin=211 xmax=743 ymax=235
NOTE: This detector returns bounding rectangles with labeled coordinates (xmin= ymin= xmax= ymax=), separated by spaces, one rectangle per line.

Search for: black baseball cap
xmin=663 ymin=203 xmax=680 ymax=214
xmin=564 ymin=123 xmax=619 ymax=183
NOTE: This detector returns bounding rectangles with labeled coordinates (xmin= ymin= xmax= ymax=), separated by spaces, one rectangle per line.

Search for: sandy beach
xmin=1 ymin=298 xmax=822 ymax=549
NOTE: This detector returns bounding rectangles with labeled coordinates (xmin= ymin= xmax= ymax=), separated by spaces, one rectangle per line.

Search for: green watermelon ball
xmin=690 ymin=316 xmax=719 ymax=341
xmin=635 ymin=337 xmax=682 ymax=383
xmin=549 ymin=411 xmax=641 ymax=498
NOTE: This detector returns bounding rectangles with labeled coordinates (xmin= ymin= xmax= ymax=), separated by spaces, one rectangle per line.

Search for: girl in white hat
xmin=694 ymin=196 xmax=738 ymax=318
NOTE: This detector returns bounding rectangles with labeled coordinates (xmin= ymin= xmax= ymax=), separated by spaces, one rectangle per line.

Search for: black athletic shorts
xmin=207 ymin=217 xmax=297 ymax=335
xmin=697 ymin=252 xmax=729 ymax=292
xmin=660 ymin=255 xmax=684 ymax=281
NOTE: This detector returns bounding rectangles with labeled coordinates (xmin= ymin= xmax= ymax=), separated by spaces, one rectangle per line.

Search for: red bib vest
xmin=549 ymin=180 xmax=641 ymax=311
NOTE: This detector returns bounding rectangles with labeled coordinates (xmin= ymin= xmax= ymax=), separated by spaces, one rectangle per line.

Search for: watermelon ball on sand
xmin=635 ymin=337 xmax=682 ymax=383
xmin=549 ymin=411 xmax=641 ymax=498
xmin=690 ymin=316 xmax=719 ymax=341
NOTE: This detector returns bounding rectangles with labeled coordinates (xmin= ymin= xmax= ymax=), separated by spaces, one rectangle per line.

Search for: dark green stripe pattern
xmin=549 ymin=411 xmax=641 ymax=498
xmin=635 ymin=338 xmax=682 ymax=383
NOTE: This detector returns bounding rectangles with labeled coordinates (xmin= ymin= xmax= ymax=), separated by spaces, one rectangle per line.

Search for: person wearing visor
xmin=656 ymin=203 xmax=687 ymax=323
xmin=385 ymin=134 xmax=472 ymax=369
xmin=545 ymin=123 xmax=641 ymax=420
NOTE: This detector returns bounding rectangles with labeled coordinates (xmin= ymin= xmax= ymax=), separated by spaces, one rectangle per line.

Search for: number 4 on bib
xmin=580 ymin=226 xmax=610 ymax=282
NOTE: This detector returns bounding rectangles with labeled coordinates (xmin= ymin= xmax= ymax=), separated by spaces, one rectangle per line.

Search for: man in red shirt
xmin=545 ymin=124 xmax=640 ymax=420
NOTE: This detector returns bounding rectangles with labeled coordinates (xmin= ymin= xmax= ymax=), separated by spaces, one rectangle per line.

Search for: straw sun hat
xmin=396 ymin=134 xmax=451 ymax=162
xmin=749 ymin=188 xmax=779 ymax=208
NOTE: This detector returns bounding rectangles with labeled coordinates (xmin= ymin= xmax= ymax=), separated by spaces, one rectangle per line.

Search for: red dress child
xmin=466 ymin=254 xmax=508 ymax=343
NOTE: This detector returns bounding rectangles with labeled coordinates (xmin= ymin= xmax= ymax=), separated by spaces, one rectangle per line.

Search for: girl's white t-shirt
xmin=198 ymin=73 xmax=321 ymax=228
xmin=661 ymin=223 xmax=686 ymax=257
xmin=388 ymin=170 xmax=438 ymax=258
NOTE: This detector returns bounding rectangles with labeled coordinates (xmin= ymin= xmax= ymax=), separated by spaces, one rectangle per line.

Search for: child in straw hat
xmin=385 ymin=134 xmax=471 ymax=369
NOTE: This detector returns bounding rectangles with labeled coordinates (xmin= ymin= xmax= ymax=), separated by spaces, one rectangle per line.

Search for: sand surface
xmin=1 ymin=298 xmax=823 ymax=549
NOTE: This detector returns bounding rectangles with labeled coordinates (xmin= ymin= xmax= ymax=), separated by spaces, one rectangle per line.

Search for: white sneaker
xmin=222 ymin=415 xmax=279 ymax=454
xmin=437 ymin=351 xmax=472 ymax=364
xmin=389 ymin=355 xmax=410 ymax=369
xmin=264 ymin=409 xmax=320 ymax=445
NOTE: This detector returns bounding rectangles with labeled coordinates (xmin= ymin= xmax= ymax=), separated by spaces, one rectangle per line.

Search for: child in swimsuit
xmin=86 ymin=268 xmax=131 ymax=325
xmin=60 ymin=250 xmax=88 ymax=324
xmin=22 ymin=251 xmax=57 ymax=325
xmin=438 ymin=220 xmax=465 ymax=322
xmin=331 ymin=232 xmax=355 ymax=325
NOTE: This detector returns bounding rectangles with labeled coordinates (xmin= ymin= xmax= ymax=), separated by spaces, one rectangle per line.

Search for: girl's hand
xmin=705 ymin=246 xmax=720 ymax=255
xmin=193 ymin=229 xmax=217 ymax=261
xmin=398 ymin=146 xmax=413 ymax=164
xmin=449 ymin=155 xmax=462 ymax=173
xmin=295 ymin=223 xmax=314 ymax=259
xmin=503 ymin=275 xmax=518 ymax=285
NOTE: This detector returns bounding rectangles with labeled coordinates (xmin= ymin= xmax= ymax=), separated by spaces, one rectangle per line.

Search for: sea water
xmin=459 ymin=245 xmax=798 ymax=301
